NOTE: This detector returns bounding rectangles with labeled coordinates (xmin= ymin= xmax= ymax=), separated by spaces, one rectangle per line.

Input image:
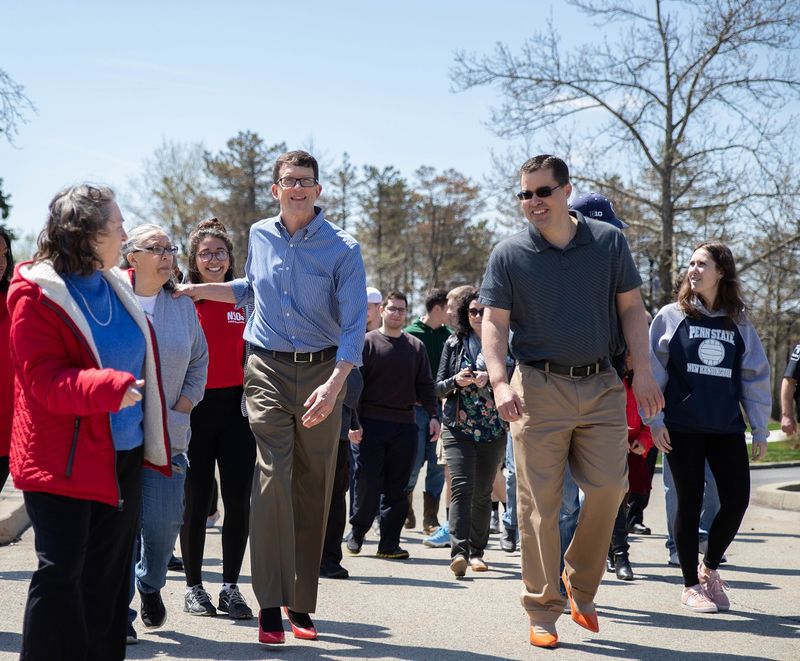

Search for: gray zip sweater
xmin=141 ymin=289 xmax=209 ymax=456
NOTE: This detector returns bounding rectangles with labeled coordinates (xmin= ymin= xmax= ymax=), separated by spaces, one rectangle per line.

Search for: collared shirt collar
xmin=274 ymin=206 xmax=325 ymax=240
xmin=526 ymin=210 xmax=594 ymax=252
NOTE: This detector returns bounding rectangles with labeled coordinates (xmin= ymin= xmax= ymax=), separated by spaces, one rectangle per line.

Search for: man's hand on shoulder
xmin=172 ymin=283 xmax=204 ymax=301
xmin=493 ymin=381 xmax=522 ymax=422
xmin=632 ymin=369 xmax=664 ymax=421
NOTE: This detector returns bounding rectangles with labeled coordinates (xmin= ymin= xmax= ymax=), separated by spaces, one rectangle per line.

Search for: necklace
xmin=68 ymin=275 xmax=114 ymax=327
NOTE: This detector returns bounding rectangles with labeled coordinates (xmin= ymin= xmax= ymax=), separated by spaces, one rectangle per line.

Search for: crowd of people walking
xmin=0 ymin=149 xmax=778 ymax=658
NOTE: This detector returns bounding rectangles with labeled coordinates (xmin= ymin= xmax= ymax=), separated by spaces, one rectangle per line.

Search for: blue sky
xmin=2 ymin=1 xmax=589 ymax=237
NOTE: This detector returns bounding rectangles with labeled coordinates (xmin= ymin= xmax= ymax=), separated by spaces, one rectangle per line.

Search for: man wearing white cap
xmin=367 ymin=287 xmax=383 ymax=331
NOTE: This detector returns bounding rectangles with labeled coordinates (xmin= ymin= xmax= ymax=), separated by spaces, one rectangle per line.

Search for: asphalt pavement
xmin=0 ymin=467 xmax=798 ymax=660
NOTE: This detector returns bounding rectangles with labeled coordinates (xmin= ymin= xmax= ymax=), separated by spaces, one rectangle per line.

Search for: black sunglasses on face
xmin=516 ymin=184 xmax=563 ymax=200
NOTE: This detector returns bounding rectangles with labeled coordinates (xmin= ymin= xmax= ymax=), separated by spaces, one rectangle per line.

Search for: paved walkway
xmin=0 ymin=470 xmax=798 ymax=660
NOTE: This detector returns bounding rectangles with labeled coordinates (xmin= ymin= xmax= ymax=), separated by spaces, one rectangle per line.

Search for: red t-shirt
xmin=195 ymin=300 xmax=246 ymax=389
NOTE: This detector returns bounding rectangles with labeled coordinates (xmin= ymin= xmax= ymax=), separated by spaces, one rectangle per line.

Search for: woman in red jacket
xmin=0 ymin=225 xmax=14 ymax=492
xmin=605 ymin=353 xmax=654 ymax=581
xmin=8 ymin=185 xmax=169 ymax=661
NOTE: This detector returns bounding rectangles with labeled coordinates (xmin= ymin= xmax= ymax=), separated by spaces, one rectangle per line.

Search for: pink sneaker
xmin=681 ymin=584 xmax=718 ymax=613
xmin=698 ymin=562 xmax=730 ymax=611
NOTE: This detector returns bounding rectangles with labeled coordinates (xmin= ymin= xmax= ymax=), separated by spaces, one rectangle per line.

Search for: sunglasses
xmin=516 ymin=184 xmax=563 ymax=200
xmin=468 ymin=308 xmax=484 ymax=317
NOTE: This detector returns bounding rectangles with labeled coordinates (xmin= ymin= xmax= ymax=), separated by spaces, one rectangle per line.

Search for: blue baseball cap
xmin=570 ymin=192 xmax=629 ymax=229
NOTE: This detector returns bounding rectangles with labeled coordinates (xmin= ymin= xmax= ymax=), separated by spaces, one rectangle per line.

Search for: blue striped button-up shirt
xmin=231 ymin=207 xmax=368 ymax=366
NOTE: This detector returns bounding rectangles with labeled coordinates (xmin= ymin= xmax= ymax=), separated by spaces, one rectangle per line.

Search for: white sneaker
xmin=681 ymin=584 xmax=718 ymax=613
xmin=698 ymin=563 xmax=730 ymax=611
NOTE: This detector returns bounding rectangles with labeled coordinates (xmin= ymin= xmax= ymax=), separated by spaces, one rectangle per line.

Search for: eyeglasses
xmin=516 ymin=184 xmax=563 ymax=200
xmin=197 ymin=249 xmax=229 ymax=262
xmin=384 ymin=305 xmax=407 ymax=314
xmin=468 ymin=308 xmax=484 ymax=317
xmin=277 ymin=176 xmax=318 ymax=189
xmin=137 ymin=245 xmax=179 ymax=257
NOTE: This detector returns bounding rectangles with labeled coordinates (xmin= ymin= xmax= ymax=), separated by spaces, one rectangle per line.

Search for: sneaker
xmin=346 ymin=532 xmax=363 ymax=555
xmin=139 ymin=588 xmax=167 ymax=628
xmin=167 ymin=554 xmax=184 ymax=572
xmin=219 ymin=584 xmax=254 ymax=619
xmin=126 ymin=623 xmax=138 ymax=645
xmin=206 ymin=511 xmax=220 ymax=528
xmin=469 ymin=556 xmax=489 ymax=572
xmin=184 ymin=584 xmax=217 ymax=616
xmin=668 ymin=551 xmax=680 ymax=567
xmin=376 ymin=546 xmax=410 ymax=559
xmin=698 ymin=563 xmax=730 ymax=611
xmin=371 ymin=516 xmax=381 ymax=538
xmin=500 ymin=527 xmax=517 ymax=553
xmin=489 ymin=510 xmax=500 ymax=534
xmin=422 ymin=523 xmax=450 ymax=548
xmin=681 ymin=584 xmax=718 ymax=613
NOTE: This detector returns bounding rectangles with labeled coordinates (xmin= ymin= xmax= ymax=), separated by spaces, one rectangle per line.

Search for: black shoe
xmin=614 ymin=553 xmax=634 ymax=581
xmin=218 ymin=585 xmax=254 ymax=619
xmin=139 ymin=588 xmax=167 ymax=628
xmin=126 ymin=623 xmax=138 ymax=645
xmin=500 ymin=527 xmax=517 ymax=553
xmin=320 ymin=563 xmax=350 ymax=579
xmin=606 ymin=555 xmax=615 ymax=573
xmin=628 ymin=523 xmax=651 ymax=535
xmin=376 ymin=546 xmax=410 ymax=559
xmin=167 ymin=554 xmax=184 ymax=572
xmin=184 ymin=584 xmax=217 ymax=616
xmin=345 ymin=532 xmax=363 ymax=555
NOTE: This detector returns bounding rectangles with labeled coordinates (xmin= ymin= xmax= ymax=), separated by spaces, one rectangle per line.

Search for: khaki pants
xmin=511 ymin=365 xmax=628 ymax=624
xmin=245 ymin=350 xmax=345 ymax=613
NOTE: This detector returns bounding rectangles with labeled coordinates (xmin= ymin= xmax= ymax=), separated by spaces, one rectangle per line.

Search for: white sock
xmin=222 ymin=582 xmax=237 ymax=592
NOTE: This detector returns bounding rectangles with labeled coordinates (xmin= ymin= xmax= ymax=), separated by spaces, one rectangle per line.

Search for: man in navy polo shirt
xmin=479 ymin=155 xmax=663 ymax=648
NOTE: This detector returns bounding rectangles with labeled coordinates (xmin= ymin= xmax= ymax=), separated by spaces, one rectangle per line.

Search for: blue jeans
xmin=502 ymin=433 xmax=517 ymax=533
xmin=406 ymin=405 xmax=445 ymax=497
xmin=128 ymin=453 xmax=188 ymax=622
xmin=663 ymin=456 xmax=720 ymax=553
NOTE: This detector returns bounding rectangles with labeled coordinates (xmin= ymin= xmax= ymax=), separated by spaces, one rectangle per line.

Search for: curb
xmin=0 ymin=487 xmax=29 ymax=546
xmin=753 ymin=481 xmax=800 ymax=511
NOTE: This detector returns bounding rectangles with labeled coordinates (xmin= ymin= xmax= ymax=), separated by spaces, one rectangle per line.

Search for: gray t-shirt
xmin=479 ymin=211 xmax=641 ymax=365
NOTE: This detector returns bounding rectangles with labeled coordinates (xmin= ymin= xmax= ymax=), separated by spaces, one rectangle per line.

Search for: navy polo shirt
xmin=479 ymin=211 xmax=641 ymax=365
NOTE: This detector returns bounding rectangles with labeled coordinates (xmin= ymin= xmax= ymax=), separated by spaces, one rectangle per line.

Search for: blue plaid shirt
xmin=232 ymin=207 xmax=367 ymax=366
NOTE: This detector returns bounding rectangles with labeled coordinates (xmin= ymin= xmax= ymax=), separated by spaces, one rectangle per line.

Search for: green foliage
xmin=0 ymin=178 xmax=11 ymax=220
xmin=205 ymin=131 xmax=286 ymax=258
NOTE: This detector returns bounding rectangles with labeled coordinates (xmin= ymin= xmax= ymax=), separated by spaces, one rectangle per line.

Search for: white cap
xmin=366 ymin=287 xmax=383 ymax=304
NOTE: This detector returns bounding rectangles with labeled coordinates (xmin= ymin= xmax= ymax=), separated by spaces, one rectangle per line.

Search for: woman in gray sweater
xmin=122 ymin=224 xmax=209 ymax=637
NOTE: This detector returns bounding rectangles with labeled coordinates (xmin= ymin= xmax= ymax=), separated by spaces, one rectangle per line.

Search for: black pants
xmin=610 ymin=494 xmax=630 ymax=555
xmin=349 ymin=416 xmax=417 ymax=552
xmin=181 ymin=387 xmax=256 ymax=586
xmin=442 ymin=427 xmax=506 ymax=559
xmin=626 ymin=446 xmax=658 ymax=527
xmin=321 ymin=440 xmax=350 ymax=567
xmin=20 ymin=447 xmax=143 ymax=661
xmin=666 ymin=429 xmax=750 ymax=587
xmin=0 ymin=454 xmax=8 ymax=493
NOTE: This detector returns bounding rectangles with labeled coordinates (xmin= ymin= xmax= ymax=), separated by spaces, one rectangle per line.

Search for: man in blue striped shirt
xmin=177 ymin=150 xmax=367 ymax=645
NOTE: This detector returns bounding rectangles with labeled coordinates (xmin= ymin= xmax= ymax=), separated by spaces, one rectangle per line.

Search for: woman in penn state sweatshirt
xmin=649 ymin=241 xmax=771 ymax=615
